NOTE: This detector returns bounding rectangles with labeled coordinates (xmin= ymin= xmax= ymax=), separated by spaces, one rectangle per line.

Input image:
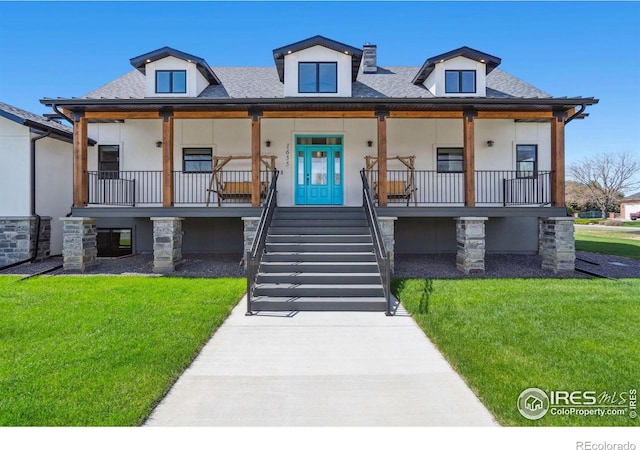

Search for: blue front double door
xmin=294 ymin=136 xmax=344 ymax=205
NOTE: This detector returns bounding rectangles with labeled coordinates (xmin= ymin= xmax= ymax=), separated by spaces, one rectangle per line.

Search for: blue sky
xmin=0 ymin=1 xmax=638 ymax=169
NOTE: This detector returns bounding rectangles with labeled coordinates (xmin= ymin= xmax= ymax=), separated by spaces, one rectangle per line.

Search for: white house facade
xmin=0 ymin=101 xmax=94 ymax=266
xmin=40 ymin=36 xmax=598 ymax=308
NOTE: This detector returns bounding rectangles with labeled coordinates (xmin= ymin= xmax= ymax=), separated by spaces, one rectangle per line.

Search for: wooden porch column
xmin=376 ymin=110 xmax=389 ymax=206
xmin=463 ymin=109 xmax=476 ymax=207
xmin=161 ymin=110 xmax=174 ymax=207
xmin=551 ymin=111 xmax=567 ymax=207
xmin=251 ymin=113 xmax=261 ymax=207
xmin=72 ymin=112 xmax=88 ymax=207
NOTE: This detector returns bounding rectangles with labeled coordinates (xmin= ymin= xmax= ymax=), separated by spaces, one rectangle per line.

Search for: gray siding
xmin=394 ymin=216 xmax=539 ymax=254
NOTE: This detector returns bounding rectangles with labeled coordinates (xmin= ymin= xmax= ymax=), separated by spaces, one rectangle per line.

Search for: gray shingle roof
xmin=82 ymin=66 xmax=550 ymax=100
xmin=0 ymin=100 xmax=74 ymax=138
xmin=623 ymin=192 xmax=640 ymax=201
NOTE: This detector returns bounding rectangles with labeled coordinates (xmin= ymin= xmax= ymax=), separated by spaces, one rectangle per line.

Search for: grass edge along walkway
xmin=393 ymin=277 xmax=640 ymax=426
xmin=0 ymin=275 xmax=246 ymax=426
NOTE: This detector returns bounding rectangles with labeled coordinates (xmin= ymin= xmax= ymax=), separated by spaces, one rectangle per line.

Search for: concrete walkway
xmin=145 ymin=298 xmax=497 ymax=427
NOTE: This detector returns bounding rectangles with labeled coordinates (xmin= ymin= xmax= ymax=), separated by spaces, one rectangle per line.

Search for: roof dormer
xmin=130 ymin=46 xmax=220 ymax=98
xmin=412 ymin=47 xmax=501 ymax=97
xmin=272 ymin=35 xmax=363 ymax=97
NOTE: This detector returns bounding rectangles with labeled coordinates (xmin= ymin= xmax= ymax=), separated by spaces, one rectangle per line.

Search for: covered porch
xmin=44 ymin=97 xmax=590 ymax=213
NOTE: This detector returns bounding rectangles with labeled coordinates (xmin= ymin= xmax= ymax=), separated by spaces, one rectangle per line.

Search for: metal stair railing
xmin=360 ymin=169 xmax=392 ymax=315
xmin=246 ymin=169 xmax=279 ymax=315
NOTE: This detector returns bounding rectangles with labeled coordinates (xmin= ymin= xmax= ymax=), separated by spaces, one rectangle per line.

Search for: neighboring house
xmin=620 ymin=192 xmax=640 ymax=220
xmin=0 ymin=101 xmax=95 ymax=266
xmin=40 ymin=35 xmax=598 ymax=274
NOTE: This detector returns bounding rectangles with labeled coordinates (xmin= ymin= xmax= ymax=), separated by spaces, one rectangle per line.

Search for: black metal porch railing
xmin=475 ymin=170 xmax=551 ymax=205
xmin=361 ymin=169 xmax=392 ymax=316
xmin=500 ymin=171 xmax=551 ymax=206
xmin=246 ymin=169 xmax=279 ymax=315
xmin=88 ymin=171 xmax=148 ymax=206
xmin=88 ymin=170 xmax=274 ymax=206
xmin=365 ymin=170 xmax=552 ymax=206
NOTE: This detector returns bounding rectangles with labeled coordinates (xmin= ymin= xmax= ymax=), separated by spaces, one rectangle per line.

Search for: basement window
xmin=97 ymin=228 xmax=132 ymax=257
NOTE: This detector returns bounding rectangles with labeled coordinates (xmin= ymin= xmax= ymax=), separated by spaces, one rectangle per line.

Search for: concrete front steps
xmin=250 ymin=207 xmax=387 ymax=312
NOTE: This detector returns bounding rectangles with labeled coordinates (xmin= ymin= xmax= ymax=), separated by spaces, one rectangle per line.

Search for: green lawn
xmin=575 ymin=228 xmax=640 ymax=260
xmin=393 ymin=278 xmax=640 ymax=426
xmin=0 ymin=275 xmax=245 ymax=426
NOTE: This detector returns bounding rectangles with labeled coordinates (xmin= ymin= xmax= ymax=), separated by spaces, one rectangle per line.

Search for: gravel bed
xmin=394 ymin=253 xmax=591 ymax=279
xmin=1 ymin=252 xmax=637 ymax=280
xmin=575 ymin=251 xmax=640 ymax=279
xmin=0 ymin=253 xmax=245 ymax=278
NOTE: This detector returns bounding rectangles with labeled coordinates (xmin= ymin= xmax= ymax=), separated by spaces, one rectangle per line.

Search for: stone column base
xmin=378 ymin=216 xmax=397 ymax=273
xmin=151 ymin=217 xmax=184 ymax=273
xmin=540 ymin=217 xmax=575 ymax=273
xmin=456 ymin=217 xmax=488 ymax=274
xmin=242 ymin=217 xmax=261 ymax=271
xmin=61 ymin=217 xmax=97 ymax=272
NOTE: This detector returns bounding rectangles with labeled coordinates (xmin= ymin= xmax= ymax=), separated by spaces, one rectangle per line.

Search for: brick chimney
xmin=362 ymin=43 xmax=377 ymax=73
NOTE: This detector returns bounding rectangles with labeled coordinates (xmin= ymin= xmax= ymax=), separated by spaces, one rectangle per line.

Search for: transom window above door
xmin=298 ymin=62 xmax=337 ymax=93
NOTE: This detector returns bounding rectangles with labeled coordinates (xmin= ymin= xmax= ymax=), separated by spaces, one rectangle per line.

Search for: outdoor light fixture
xmin=367 ymin=140 xmax=373 ymax=147
xmin=155 ymin=141 xmax=163 ymax=148
xmin=265 ymin=140 xmax=271 ymax=147
xmin=487 ymin=140 xmax=494 ymax=147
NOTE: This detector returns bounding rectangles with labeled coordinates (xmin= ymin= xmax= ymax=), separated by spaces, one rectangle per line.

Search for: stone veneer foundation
xmin=151 ymin=217 xmax=184 ymax=273
xmin=0 ymin=216 xmax=51 ymax=267
xmin=61 ymin=217 xmax=97 ymax=272
xmin=242 ymin=217 xmax=260 ymax=268
xmin=456 ymin=217 xmax=487 ymax=274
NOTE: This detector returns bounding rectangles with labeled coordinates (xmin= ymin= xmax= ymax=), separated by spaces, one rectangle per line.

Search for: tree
xmin=565 ymin=180 xmax=597 ymax=212
xmin=569 ymin=152 xmax=640 ymax=218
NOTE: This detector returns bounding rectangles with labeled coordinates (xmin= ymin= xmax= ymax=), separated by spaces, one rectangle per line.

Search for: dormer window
xmin=298 ymin=62 xmax=337 ymax=93
xmin=445 ymin=70 xmax=476 ymax=94
xmin=156 ymin=70 xmax=187 ymax=94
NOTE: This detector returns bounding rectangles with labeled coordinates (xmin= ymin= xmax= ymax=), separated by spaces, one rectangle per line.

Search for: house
xmin=0 ymin=101 xmax=96 ymax=267
xmin=40 ymin=35 xmax=597 ymax=304
xmin=620 ymin=192 xmax=640 ymax=220
xmin=524 ymin=395 xmax=544 ymax=412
